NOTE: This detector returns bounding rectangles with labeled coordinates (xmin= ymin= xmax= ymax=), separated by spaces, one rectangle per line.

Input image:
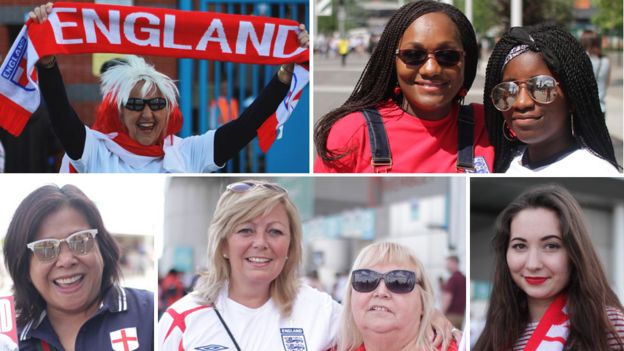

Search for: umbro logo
xmin=195 ymin=345 xmax=228 ymax=351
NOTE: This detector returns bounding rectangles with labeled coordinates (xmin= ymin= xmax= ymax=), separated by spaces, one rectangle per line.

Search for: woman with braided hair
xmin=484 ymin=24 xmax=621 ymax=174
xmin=314 ymin=0 xmax=494 ymax=173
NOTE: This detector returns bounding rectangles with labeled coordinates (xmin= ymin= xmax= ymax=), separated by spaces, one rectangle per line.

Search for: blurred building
xmin=160 ymin=176 xmax=467 ymax=300
xmin=470 ymin=177 xmax=624 ymax=343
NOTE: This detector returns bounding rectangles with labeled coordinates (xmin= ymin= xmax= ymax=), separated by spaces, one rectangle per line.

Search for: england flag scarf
xmin=0 ymin=1 xmax=308 ymax=151
xmin=524 ymin=294 xmax=569 ymax=351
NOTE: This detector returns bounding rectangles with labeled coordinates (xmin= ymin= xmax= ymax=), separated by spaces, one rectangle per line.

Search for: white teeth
xmin=247 ymin=257 xmax=271 ymax=263
xmin=138 ymin=123 xmax=155 ymax=128
xmin=371 ymin=306 xmax=390 ymax=312
xmin=55 ymin=275 xmax=82 ymax=285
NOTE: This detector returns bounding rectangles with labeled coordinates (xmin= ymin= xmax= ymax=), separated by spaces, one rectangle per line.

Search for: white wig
xmin=100 ymin=55 xmax=179 ymax=111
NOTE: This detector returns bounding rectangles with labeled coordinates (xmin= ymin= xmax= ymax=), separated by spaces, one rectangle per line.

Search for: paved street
xmin=313 ymin=52 xmax=623 ymax=167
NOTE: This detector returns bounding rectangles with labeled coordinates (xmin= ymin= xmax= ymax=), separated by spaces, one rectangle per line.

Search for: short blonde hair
xmin=337 ymin=242 xmax=436 ymax=351
xmin=193 ymin=180 xmax=303 ymax=317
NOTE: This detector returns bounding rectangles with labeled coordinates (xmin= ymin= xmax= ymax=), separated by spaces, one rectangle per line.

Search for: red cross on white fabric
xmin=111 ymin=328 xmax=138 ymax=351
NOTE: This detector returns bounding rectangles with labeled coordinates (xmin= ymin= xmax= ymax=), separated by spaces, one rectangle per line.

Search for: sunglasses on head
xmin=26 ymin=229 xmax=98 ymax=262
xmin=226 ymin=182 xmax=288 ymax=194
xmin=351 ymin=269 xmax=417 ymax=294
xmin=491 ymin=75 xmax=559 ymax=112
xmin=395 ymin=49 xmax=464 ymax=67
xmin=124 ymin=97 xmax=167 ymax=112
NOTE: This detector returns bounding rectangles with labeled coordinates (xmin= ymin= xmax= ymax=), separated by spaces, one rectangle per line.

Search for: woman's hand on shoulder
xmin=28 ymin=3 xmax=56 ymax=67
xmin=429 ymin=308 xmax=461 ymax=350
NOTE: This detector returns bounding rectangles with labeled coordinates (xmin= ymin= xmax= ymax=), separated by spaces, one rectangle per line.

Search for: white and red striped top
xmin=513 ymin=307 xmax=624 ymax=350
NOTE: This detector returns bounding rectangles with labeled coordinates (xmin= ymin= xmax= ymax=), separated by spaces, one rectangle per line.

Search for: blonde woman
xmin=337 ymin=242 xmax=460 ymax=351
xmin=158 ymin=180 xmax=340 ymax=350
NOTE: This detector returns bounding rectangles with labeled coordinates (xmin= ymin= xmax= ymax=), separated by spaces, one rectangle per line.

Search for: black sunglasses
xmin=491 ymin=75 xmax=559 ymax=112
xmin=124 ymin=97 xmax=167 ymax=112
xmin=395 ymin=49 xmax=464 ymax=67
xmin=351 ymin=269 xmax=417 ymax=294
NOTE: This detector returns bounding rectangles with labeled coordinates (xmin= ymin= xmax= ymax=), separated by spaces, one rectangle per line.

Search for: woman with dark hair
xmin=314 ymin=0 xmax=493 ymax=173
xmin=3 ymin=184 xmax=153 ymax=351
xmin=474 ymin=185 xmax=624 ymax=350
xmin=484 ymin=24 xmax=620 ymax=174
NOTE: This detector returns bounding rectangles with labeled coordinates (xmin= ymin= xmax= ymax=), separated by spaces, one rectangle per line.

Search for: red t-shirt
xmin=314 ymin=101 xmax=493 ymax=173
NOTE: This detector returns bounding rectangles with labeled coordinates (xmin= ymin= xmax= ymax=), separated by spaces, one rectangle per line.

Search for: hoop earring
xmin=503 ymin=121 xmax=517 ymax=142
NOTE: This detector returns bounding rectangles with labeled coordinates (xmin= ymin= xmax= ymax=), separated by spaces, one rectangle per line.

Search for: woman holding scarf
xmin=473 ymin=185 xmax=624 ymax=350
xmin=29 ymin=3 xmax=309 ymax=173
xmin=483 ymin=24 xmax=620 ymax=174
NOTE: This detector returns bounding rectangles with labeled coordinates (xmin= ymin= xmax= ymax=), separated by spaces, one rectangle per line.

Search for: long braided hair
xmin=484 ymin=24 xmax=620 ymax=172
xmin=314 ymin=0 xmax=478 ymax=164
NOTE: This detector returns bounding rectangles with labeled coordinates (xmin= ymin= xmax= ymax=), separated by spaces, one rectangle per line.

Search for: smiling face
xmin=351 ymin=262 xmax=423 ymax=339
xmin=395 ymin=12 xmax=465 ymax=120
xmin=501 ymin=52 xmax=572 ymax=159
xmin=120 ymin=82 xmax=169 ymax=146
xmin=29 ymin=206 xmax=104 ymax=317
xmin=223 ymin=203 xmax=291 ymax=294
xmin=506 ymin=207 xmax=571 ymax=311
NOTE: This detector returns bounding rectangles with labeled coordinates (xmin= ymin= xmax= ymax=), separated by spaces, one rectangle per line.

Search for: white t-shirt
xmin=64 ymin=126 xmax=222 ymax=173
xmin=506 ymin=148 xmax=620 ymax=175
xmin=158 ymin=284 xmax=341 ymax=351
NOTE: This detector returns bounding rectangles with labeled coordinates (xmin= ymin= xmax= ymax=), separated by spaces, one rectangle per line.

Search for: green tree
xmin=494 ymin=0 xmax=574 ymax=30
xmin=454 ymin=0 xmax=497 ymax=37
xmin=592 ymin=0 xmax=623 ymax=35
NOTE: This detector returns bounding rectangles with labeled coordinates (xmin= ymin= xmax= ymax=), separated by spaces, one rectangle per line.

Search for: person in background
xmin=161 ymin=268 xmax=186 ymax=309
xmin=442 ymin=255 xmax=466 ymax=329
xmin=580 ymin=30 xmax=611 ymax=118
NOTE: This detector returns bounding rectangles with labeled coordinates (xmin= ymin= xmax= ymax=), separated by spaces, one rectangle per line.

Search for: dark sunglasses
xmin=26 ymin=229 xmax=98 ymax=262
xmin=226 ymin=181 xmax=288 ymax=194
xmin=124 ymin=97 xmax=167 ymax=112
xmin=351 ymin=269 xmax=417 ymax=294
xmin=395 ymin=49 xmax=464 ymax=67
xmin=491 ymin=75 xmax=559 ymax=112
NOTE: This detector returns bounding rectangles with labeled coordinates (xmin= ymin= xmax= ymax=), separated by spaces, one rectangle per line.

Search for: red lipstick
xmin=525 ymin=277 xmax=547 ymax=285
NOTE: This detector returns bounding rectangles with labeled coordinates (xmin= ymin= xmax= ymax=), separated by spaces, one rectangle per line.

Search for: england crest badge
xmin=110 ymin=327 xmax=139 ymax=351
xmin=280 ymin=328 xmax=307 ymax=351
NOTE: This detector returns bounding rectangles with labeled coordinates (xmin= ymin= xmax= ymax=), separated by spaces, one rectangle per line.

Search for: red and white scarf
xmin=0 ymin=2 xmax=308 ymax=151
xmin=524 ymin=294 xmax=570 ymax=351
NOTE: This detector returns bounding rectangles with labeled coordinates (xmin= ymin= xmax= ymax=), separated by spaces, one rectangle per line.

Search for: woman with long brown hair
xmin=474 ymin=185 xmax=624 ymax=350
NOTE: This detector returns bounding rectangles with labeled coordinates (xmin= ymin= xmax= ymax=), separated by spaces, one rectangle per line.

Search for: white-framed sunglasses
xmin=26 ymin=229 xmax=98 ymax=262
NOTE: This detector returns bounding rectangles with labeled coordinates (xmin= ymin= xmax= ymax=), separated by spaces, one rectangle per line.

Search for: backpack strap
xmin=456 ymin=105 xmax=475 ymax=172
xmin=361 ymin=108 xmax=392 ymax=172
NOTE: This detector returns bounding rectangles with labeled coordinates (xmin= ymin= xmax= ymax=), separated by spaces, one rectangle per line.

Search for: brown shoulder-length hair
xmin=3 ymin=184 xmax=121 ymax=326
xmin=474 ymin=184 xmax=624 ymax=350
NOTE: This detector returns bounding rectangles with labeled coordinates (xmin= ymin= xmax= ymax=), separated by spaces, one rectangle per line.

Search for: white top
xmin=158 ymin=284 xmax=341 ymax=351
xmin=506 ymin=148 xmax=620 ymax=175
xmin=64 ymin=126 xmax=221 ymax=173
xmin=589 ymin=54 xmax=610 ymax=113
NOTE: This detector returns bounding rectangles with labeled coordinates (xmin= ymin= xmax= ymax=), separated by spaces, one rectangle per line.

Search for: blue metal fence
xmin=179 ymin=0 xmax=309 ymax=173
